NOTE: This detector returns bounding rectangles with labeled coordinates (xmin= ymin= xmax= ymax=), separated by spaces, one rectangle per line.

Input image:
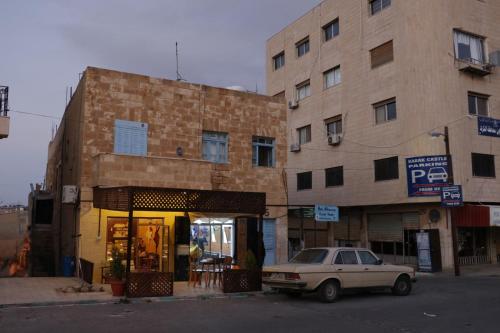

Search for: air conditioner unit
xmin=288 ymin=99 xmax=299 ymax=110
xmin=328 ymin=134 xmax=342 ymax=145
xmin=290 ymin=143 xmax=301 ymax=152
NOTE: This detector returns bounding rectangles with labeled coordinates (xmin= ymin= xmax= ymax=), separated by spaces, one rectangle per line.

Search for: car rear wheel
xmin=318 ymin=280 xmax=340 ymax=303
xmin=392 ymin=275 xmax=412 ymax=296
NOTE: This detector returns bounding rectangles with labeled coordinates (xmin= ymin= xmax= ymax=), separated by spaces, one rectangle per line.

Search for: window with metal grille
xmin=370 ymin=0 xmax=391 ymax=15
xmin=252 ymin=136 xmax=275 ymax=167
xmin=297 ymin=171 xmax=312 ymax=190
xmin=374 ymin=98 xmax=396 ymax=124
xmin=202 ymin=131 xmax=228 ymax=163
xmin=297 ymin=125 xmax=311 ymax=145
xmin=325 ymin=166 xmax=344 ymax=187
xmin=323 ymin=18 xmax=339 ymax=42
xmin=296 ymin=38 xmax=310 ymax=57
xmin=374 ymin=156 xmax=399 ymax=181
xmin=273 ymin=52 xmax=285 ymax=70
xmin=324 ymin=66 xmax=341 ymax=89
xmin=468 ymin=93 xmax=488 ymax=116
xmin=472 ymin=153 xmax=495 ymax=178
xmin=370 ymin=40 xmax=394 ymax=68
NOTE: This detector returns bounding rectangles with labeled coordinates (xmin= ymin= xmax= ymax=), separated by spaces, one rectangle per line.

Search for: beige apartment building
xmin=267 ymin=0 xmax=500 ymax=270
xmin=43 ymin=67 xmax=288 ymax=285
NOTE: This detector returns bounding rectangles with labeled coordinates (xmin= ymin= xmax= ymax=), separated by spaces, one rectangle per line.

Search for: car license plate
xmin=270 ymin=273 xmax=284 ymax=280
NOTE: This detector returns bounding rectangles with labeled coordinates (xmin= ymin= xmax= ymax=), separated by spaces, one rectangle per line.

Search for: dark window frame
xmin=374 ymin=156 xmax=399 ymax=181
xmin=297 ymin=171 xmax=313 ymax=191
xmin=468 ymin=92 xmax=489 ymax=117
xmin=273 ymin=52 xmax=285 ymax=71
xmin=325 ymin=115 xmax=342 ymax=136
xmin=471 ymin=153 xmax=495 ymax=178
xmin=252 ymin=136 xmax=276 ymax=168
xmin=370 ymin=0 xmax=391 ymax=15
xmin=374 ymin=98 xmax=397 ymax=124
xmin=323 ymin=18 xmax=340 ymax=42
xmin=325 ymin=166 xmax=344 ymax=187
xmin=296 ymin=37 xmax=310 ymax=57
xmin=297 ymin=125 xmax=312 ymax=145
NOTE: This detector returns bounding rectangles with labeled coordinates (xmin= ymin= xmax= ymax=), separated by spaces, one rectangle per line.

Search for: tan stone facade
xmin=267 ymin=0 xmax=500 ymax=269
xmin=45 ymin=67 xmax=288 ymax=281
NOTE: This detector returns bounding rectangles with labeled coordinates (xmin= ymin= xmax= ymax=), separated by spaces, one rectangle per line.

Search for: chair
xmin=188 ymin=257 xmax=203 ymax=286
xmin=216 ymin=256 xmax=233 ymax=286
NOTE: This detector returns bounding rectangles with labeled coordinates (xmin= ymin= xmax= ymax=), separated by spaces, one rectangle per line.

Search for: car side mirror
xmin=376 ymin=259 xmax=383 ymax=265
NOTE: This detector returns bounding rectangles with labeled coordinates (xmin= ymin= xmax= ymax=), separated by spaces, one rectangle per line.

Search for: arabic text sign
xmin=491 ymin=206 xmax=500 ymax=227
xmin=315 ymin=205 xmax=339 ymax=222
xmin=478 ymin=116 xmax=500 ymax=138
xmin=440 ymin=185 xmax=463 ymax=207
xmin=406 ymin=155 xmax=449 ymax=197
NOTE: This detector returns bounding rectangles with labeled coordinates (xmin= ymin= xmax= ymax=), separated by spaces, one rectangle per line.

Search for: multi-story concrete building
xmin=0 ymin=86 xmax=9 ymax=139
xmin=267 ymin=0 xmax=500 ymax=269
xmin=44 ymin=67 xmax=288 ymax=285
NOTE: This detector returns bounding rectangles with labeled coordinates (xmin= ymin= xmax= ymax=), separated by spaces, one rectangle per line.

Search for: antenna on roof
xmin=176 ymin=42 xmax=185 ymax=82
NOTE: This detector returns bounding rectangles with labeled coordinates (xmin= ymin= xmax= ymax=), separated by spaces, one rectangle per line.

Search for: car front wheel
xmin=392 ymin=275 xmax=412 ymax=296
xmin=318 ymin=280 xmax=340 ymax=303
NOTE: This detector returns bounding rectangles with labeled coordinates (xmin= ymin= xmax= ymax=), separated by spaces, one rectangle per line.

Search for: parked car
xmin=262 ymin=247 xmax=416 ymax=302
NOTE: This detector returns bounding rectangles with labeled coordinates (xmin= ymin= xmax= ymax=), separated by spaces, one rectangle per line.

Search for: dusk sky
xmin=0 ymin=0 xmax=321 ymax=205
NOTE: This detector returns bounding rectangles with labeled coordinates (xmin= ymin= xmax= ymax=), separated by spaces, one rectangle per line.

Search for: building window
xmin=296 ymin=80 xmax=311 ymax=100
xmin=324 ymin=66 xmax=341 ymax=89
xmin=454 ymin=30 xmax=485 ymax=64
xmin=297 ymin=171 xmax=313 ymax=190
xmin=273 ymin=52 xmax=285 ymax=70
xmin=202 ymin=131 xmax=228 ymax=163
xmin=252 ymin=137 xmax=275 ymax=167
xmin=297 ymin=125 xmax=311 ymax=145
xmin=370 ymin=40 xmax=394 ymax=68
xmin=296 ymin=37 xmax=310 ymax=57
xmin=114 ymin=119 xmax=148 ymax=156
xmin=374 ymin=98 xmax=396 ymax=124
xmin=370 ymin=0 xmax=391 ymax=15
xmin=374 ymin=156 xmax=399 ymax=181
xmin=468 ymin=93 xmax=488 ymax=116
xmin=325 ymin=116 xmax=342 ymax=135
xmin=323 ymin=18 xmax=339 ymax=42
xmin=325 ymin=166 xmax=344 ymax=187
xmin=472 ymin=153 xmax=495 ymax=178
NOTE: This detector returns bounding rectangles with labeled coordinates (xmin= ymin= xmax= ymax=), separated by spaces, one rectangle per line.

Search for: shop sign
xmin=478 ymin=116 xmax=500 ymax=138
xmin=490 ymin=206 xmax=500 ymax=227
xmin=289 ymin=208 xmax=315 ymax=218
xmin=440 ymin=185 xmax=463 ymax=208
xmin=314 ymin=204 xmax=339 ymax=222
xmin=416 ymin=231 xmax=432 ymax=272
xmin=406 ymin=155 xmax=449 ymax=197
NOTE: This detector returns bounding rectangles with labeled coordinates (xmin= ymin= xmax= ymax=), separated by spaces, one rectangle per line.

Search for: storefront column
xmin=125 ymin=191 xmax=134 ymax=275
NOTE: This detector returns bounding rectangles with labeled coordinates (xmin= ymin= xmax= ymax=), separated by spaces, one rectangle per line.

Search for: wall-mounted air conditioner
xmin=288 ymin=99 xmax=299 ymax=110
xmin=328 ymin=134 xmax=342 ymax=146
xmin=290 ymin=143 xmax=301 ymax=152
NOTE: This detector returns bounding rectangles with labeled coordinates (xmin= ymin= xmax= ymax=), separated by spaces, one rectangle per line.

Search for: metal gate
xmin=263 ymin=219 xmax=276 ymax=266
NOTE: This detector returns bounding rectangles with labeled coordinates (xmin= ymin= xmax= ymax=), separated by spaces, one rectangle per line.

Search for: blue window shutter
xmin=114 ymin=119 xmax=148 ymax=156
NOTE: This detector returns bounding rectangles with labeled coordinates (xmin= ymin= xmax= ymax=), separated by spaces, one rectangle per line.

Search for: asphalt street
xmin=1 ymin=275 xmax=499 ymax=333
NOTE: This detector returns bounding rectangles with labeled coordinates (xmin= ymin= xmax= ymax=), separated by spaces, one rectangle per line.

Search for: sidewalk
xmin=416 ymin=263 xmax=500 ymax=278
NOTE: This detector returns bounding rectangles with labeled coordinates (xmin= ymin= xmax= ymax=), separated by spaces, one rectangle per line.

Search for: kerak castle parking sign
xmin=406 ymin=155 xmax=450 ymax=197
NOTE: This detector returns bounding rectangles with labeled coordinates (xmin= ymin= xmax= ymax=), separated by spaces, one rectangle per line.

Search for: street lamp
xmin=429 ymin=126 xmax=460 ymax=277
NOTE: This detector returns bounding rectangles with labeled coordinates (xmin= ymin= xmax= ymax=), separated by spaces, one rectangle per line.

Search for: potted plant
xmin=109 ymin=247 xmax=125 ymax=297
xmin=223 ymin=250 xmax=262 ymax=293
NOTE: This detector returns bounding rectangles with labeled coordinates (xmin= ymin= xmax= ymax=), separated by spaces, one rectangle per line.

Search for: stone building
xmin=45 ymin=67 xmax=287 ymax=283
xmin=266 ymin=0 xmax=500 ymax=269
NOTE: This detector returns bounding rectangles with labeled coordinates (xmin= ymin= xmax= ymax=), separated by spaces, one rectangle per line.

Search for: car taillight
xmin=285 ymin=273 xmax=301 ymax=280
xmin=262 ymin=272 xmax=271 ymax=278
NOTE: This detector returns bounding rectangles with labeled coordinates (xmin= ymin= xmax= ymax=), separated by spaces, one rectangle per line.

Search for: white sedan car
xmin=262 ymin=247 xmax=416 ymax=302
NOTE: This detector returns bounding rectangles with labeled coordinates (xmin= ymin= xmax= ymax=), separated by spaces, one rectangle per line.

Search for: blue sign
xmin=406 ymin=155 xmax=449 ymax=197
xmin=315 ymin=205 xmax=339 ymax=222
xmin=441 ymin=185 xmax=463 ymax=207
xmin=478 ymin=116 xmax=500 ymax=138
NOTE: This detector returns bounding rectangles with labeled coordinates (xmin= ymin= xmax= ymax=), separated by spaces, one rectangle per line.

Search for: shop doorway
xmin=106 ymin=217 xmax=169 ymax=273
xmin=458 ymin=227 xmax=490 ymax=265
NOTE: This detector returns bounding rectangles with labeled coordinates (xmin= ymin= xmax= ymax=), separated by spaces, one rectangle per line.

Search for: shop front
xmin=93 ymin=186 xmax=267 ymax=297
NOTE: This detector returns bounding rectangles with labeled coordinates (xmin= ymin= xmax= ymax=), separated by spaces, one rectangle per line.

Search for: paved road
xmin=1 ymin=275 xmax=499 ymax=333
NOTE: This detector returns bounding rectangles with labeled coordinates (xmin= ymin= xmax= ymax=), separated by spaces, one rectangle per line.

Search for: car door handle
xmin=364 ymin=268 xmax=369 ymax=271
xmin=337 ymin=268 xmax=343 ymax=271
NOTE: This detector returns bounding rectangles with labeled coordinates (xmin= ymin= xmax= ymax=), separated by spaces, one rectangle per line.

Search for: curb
xmin=0 ymin=291 xmax=260 ymax=310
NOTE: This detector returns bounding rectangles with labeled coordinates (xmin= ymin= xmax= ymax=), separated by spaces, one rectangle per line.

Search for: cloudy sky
xmin=0 ymin=0 xmax=320 ymax=205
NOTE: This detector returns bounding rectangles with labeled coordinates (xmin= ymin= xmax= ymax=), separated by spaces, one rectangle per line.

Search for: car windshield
xmin=290 ymin=249 xmax=328 ymax=264
xmin=430 ymin=167 xmax=445 ymax=173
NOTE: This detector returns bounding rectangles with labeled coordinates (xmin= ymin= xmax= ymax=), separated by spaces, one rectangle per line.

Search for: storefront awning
xmin=451 ymin=205 xmax=490 ymax=227
xmin=92 ymin=186 xmax=266 ymax=215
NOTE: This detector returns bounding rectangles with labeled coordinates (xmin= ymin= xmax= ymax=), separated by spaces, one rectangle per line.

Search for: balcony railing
xmin=457 ymin=57 xmax=494 ymax=76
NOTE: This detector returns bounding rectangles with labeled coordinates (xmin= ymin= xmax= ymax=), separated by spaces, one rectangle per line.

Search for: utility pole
xmin=444 ymin=126 xmax=461 ymax=277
